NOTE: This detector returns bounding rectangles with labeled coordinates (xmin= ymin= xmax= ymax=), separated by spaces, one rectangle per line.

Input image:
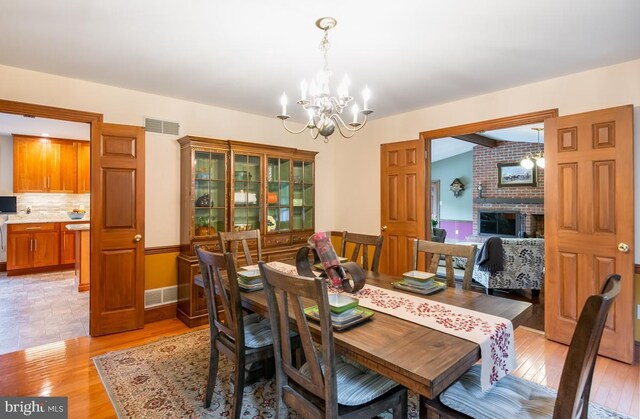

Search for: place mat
xmin=329 ymin=284 xmax=516 ymax=391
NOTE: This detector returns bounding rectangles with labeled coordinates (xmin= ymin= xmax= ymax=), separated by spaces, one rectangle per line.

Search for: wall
xmin=431 ymin=151 xmax=473 ymax=241
xmin=472 ymin=141 xmax=544 ymax=236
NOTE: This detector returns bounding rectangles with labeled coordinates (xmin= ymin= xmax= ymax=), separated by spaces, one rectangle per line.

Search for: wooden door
xmin=13 ymin=136 xmax=47 ymax=193
xmin=77 ymin=141 xmax=91 ymax=193
xmin=6 ymin=233 xmax=32 ymax=270
xmin=545 ymin=105 xmax=634 ymax=363
xmin=379 ymin=139 xmax=426 ymax=275
xmin=90 ymin=123 xmax=145 ymax=336
xmin=32 ymin=231 xmax=60 ymax=267
xmin=48 ymin=139 xmax=78 ymax=193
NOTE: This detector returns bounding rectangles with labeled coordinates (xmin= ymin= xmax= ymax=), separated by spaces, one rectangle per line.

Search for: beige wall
xmin=332 ymin=59 xmax=640 ymax=264
xmin=0 ymin=64 xmax=339 ymax=247
xmin=0 ymin=135 xmax=12 ymax=195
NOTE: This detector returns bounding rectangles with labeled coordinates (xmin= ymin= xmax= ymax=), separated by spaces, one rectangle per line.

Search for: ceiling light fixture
xmin=277 ymin=17 xmax=373 ymax=142
xmin=520 ymin=127 xmax=545 ymax=169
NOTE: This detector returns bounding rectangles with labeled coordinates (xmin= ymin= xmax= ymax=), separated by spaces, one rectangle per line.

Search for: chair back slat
xmin=195 ymin=246 xmax=244 ymax=346
xmin=218 ymin=229 xmax=262 ymax=266
xmin=340 ymin=231 xmax=384 ymax=272
xmin=259 ymin=262 xmax=339 ymax=417
xmin=553 ymin=274 xmax=621 ymax=419
xmin=412 ymin=239 xmax=477 ymax=289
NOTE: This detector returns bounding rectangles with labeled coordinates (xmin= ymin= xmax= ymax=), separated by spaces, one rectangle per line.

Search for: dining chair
xmin=194 ymin=246 xmax=275 ymax=416
xmin=258 ymin=261 xmax=407 ymax=419
xmin=422 ymin=274 xmax=622 ymax=419
xmin=339 ymin=231 xmax=384 ymax=272
xmin=411 ymin=239 xmax=477 ymax=290
xmin=218 ymin=229 xmax=262 ymax=266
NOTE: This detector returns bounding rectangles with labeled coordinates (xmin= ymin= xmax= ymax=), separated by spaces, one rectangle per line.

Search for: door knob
xmin=381 ymin=225 xmax=388 ymax=231
xmin=617 ymin=242 xmax=629 ymax=253
xmin=134 ymin=234 xmax=142 ymax=243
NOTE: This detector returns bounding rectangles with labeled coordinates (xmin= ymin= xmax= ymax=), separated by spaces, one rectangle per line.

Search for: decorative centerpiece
xmin=295 ymin=231 xmax=366 ymax=293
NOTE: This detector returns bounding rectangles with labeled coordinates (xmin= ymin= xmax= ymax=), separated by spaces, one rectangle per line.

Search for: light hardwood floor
xmin=0 ymin=320 xmax=637 ymax=418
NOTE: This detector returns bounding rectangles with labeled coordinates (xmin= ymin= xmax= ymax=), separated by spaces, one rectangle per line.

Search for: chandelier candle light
xmin=520 ymin=127 xmax=545 ymax=169
xmin=277 ymin=17 xmax=373 ymax=142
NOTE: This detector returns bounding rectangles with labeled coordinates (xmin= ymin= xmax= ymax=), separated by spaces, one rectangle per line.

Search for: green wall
xmin=432 ymin=151 xmax=473 ymax=221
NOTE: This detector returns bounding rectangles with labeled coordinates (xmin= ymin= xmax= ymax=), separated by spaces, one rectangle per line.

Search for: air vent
xmin=144 ymin=289 xmax=163 ymax=307
xmin=144 ymin=285 xmax=178 ymax=308
xmin=144 ymin=117 xmax=180 ymax=135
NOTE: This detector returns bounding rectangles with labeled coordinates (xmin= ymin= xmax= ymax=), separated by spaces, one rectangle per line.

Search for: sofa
xmin=472 ymin=238 xmax=544 ymax=297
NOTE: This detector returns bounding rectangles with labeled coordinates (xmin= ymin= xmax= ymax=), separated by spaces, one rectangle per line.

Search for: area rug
xmin=93 ymin=329 xmax=419 ymax=418
xmin=93 ymin=329 xmax=634 ymax=419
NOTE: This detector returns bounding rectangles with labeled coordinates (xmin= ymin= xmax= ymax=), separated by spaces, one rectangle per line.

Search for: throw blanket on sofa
xmin=476 ymin=237 xmax=504 ymax=274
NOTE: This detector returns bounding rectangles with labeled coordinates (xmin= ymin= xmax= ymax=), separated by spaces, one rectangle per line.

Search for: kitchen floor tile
xmin=0 ymin=270 xmax=88 ymax=355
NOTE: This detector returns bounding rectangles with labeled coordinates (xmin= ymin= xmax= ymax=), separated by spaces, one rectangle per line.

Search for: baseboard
xmin=144 ymin=302 xmax=177 ymax=324
xmin=635 ymin=341 xmax=640 ymax=364
xmin=7 ymin=263 xmax=74 ymax=276
xmin=78 ymin=283 xmax=90 ymax=292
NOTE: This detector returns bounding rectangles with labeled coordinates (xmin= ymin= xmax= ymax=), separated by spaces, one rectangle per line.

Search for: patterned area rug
xmin=93 ymin=329 xmax=633 ymax=419
xmin=93 ymin=329 xmax=419 ymax=418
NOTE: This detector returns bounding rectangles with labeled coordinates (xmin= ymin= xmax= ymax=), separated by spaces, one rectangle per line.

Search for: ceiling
xmin=0 ymin=1 xmax=638 ymax=121
xmin=431 ymin=123 xmax=543 ymax=161
xmin=0 ymin=113 xmax=90 ymax=139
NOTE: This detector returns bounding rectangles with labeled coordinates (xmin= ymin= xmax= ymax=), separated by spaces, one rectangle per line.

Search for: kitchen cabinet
xmin=176 ymin=136 xmax=317 ymax=326
xmin=6 ymin=223 xmax=60 ymax=271
xmin=77 ymin=141 xmax=91 ymax=193
xmin=13 ymin=135 xmax=89 ymax=194
xmin=60 ymin=221 xmax=86 ymax=265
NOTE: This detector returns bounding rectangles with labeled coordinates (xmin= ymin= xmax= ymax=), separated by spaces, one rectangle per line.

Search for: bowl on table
xmin=68 ymin=211 xmax=86 ymax=220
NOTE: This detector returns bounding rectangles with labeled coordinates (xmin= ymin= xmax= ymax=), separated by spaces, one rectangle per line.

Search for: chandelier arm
xmin=281 ymin=118 xmax=312 ymax=135
xmin=331 ymin=115 xmax=359 ymax=139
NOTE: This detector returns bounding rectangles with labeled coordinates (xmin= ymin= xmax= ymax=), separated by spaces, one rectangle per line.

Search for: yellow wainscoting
xmin=145 ymin=251 xmax=179 ymax=290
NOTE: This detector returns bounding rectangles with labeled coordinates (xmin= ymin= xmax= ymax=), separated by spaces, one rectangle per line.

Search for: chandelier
xmin=277 ymin=17 xmax=373 ymax=142
xmin=520 ymin=127 xmax=545 ymax=169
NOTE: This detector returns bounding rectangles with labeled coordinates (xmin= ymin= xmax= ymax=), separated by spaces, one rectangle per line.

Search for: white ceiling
xmin=0 ymin=113 xmax=90 ymax=139
xmin=0 ymin=1 xmax=638 ymax=121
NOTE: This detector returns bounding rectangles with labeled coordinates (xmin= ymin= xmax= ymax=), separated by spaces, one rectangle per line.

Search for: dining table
xmin=196 ymin=267 xmax=532 ymax=417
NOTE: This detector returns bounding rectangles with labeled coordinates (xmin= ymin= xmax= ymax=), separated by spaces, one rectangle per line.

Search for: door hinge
xmin=424 ymin=149 xmax=429 ymax=160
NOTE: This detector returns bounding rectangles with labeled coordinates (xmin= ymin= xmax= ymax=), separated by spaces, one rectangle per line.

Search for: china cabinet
xmin=176 ymin=136 xmax=317 ymax=326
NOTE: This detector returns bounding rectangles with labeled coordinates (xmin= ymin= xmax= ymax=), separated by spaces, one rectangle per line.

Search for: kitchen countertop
xmin=65 ymin=223 xmax=90 ymax=231
xmin=5 ymin=216 xmax=90 ymax=224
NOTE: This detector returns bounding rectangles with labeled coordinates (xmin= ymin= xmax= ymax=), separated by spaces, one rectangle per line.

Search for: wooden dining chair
xmin=411 ymin=239 xmax=477 ymax=290
xmin=258 ymin=261 xmax=407 ymax=419
xmin=194 ymin=246 xmax=275 ymax=417
xmin=422 ymin=274 xmax=622 ymax=419
xmin=340 ymin=231 xmax=384 ymax=272
xmin=218 ymin=229 xmax=262 ymax=266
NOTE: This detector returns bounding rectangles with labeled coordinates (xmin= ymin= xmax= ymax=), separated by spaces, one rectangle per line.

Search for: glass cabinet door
xmin=194 ymin=150 xmax=226 ymax=237
xmin=293 ymin=160 xmax=313 ymax=230
xmin=267 ymin=157 xmax=291 ymax=232
xmin=233 ymin=154 xmax=261 ymax=231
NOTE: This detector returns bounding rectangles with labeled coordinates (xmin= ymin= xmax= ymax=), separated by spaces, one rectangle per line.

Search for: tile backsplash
xmin=15 ymin=193 xmax=91 ymax=217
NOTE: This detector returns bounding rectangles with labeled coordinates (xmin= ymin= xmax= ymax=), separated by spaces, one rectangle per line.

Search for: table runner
xmin=265 ymin=262 xmax=516 ymax=391
xmin=331 ymin=284 xmax=516 ymax=391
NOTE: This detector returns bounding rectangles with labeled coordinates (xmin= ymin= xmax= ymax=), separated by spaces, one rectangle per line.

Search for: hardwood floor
xmin=0 ymin=320 xmax=637 ymax=418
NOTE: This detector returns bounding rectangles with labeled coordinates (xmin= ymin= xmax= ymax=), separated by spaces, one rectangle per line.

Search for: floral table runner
xmin=330 ymin=284 xmax=516 ymax=391
xmin=265 ymin=262 xmax=516 ymax=391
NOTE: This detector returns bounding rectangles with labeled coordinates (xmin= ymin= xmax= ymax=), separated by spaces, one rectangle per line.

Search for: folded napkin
xmin=475 ymin=237 xmax=504 ymax=274
xmin=308 ymin=232 xmax=346 ymax=287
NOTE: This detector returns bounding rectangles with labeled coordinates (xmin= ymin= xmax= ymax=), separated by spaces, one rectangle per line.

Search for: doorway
xmin=0 ymin=112 xmax=92 ymax=354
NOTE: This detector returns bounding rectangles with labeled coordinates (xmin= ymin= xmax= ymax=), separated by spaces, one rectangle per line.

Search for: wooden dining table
xmin=196 ymin=268 xmax=532 ymax=417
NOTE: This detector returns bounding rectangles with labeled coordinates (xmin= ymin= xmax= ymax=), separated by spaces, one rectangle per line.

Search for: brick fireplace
xmin=472 ymin=141 xmax=544 ymax=238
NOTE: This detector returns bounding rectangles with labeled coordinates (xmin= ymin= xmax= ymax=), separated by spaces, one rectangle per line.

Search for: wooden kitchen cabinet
xmin=13 ymin=134 xmax=88 ymax=194
xmin=6 ymin=223 xmax=60 ymax=272
xmin=60 ymin=228 xmax=76 ymax=265
xmin=13 ymin=136 xmax=47 ymax=192
xmin=77 ymin=141 xmax=91 ymax=193
xmin=48 ymin=139 xmax=78 ymax=193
